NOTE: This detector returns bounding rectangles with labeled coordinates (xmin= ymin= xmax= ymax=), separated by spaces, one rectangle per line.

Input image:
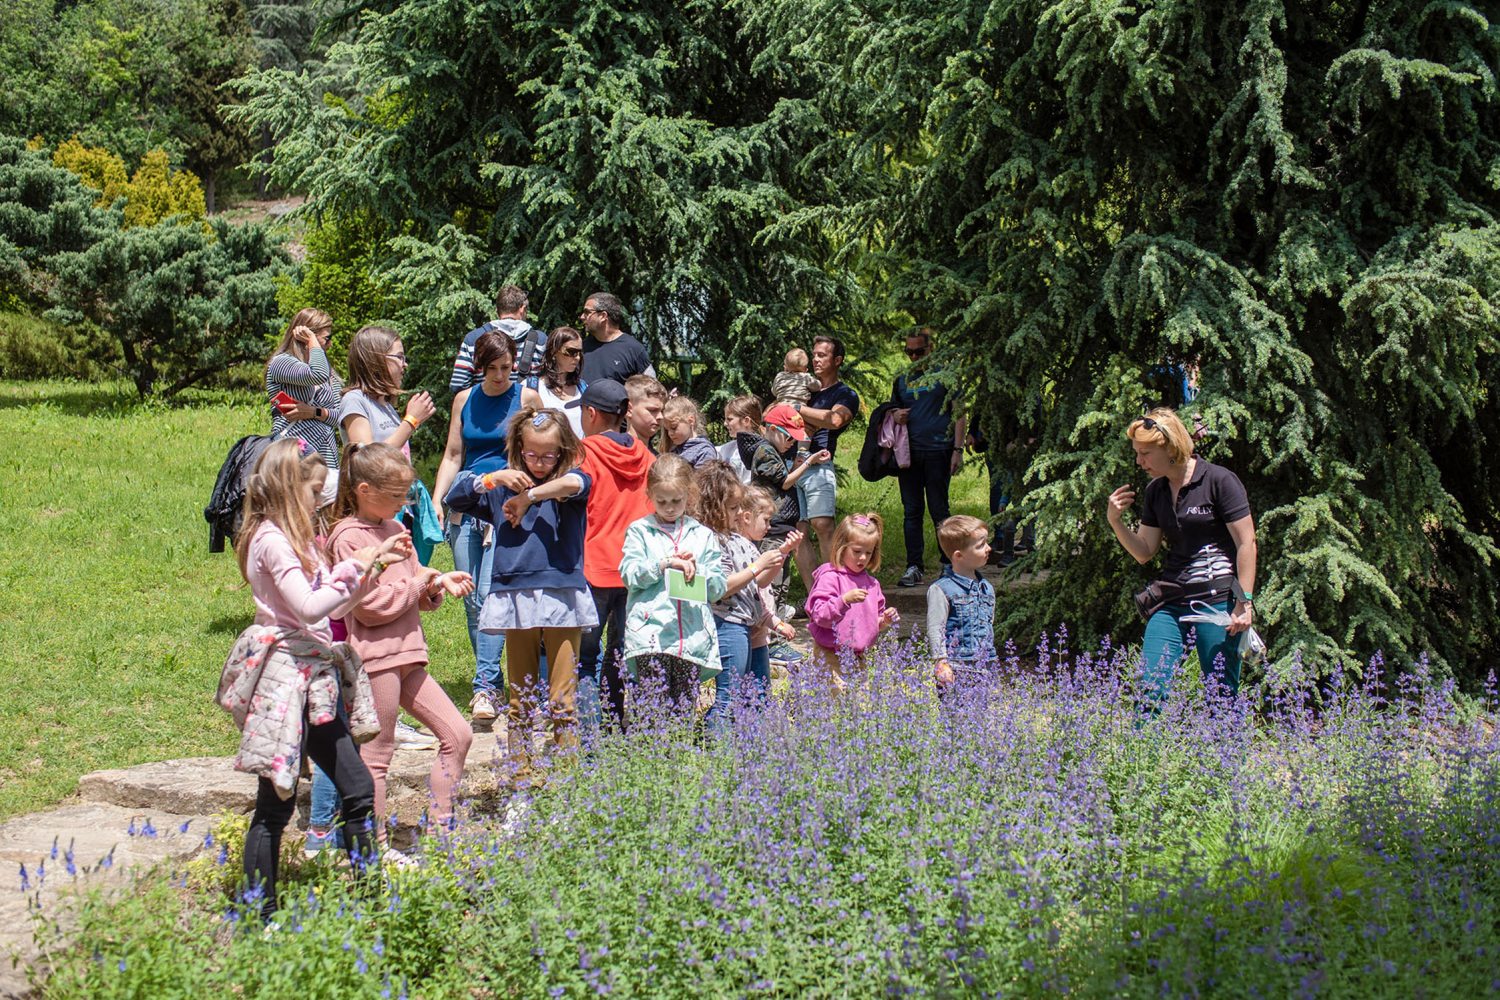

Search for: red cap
xmin=763 ymin=403 xmax=808 ymax=441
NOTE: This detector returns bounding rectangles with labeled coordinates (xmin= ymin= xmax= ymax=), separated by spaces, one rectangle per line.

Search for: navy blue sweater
xmin=444 ymin=470 xmax=592 ymax=592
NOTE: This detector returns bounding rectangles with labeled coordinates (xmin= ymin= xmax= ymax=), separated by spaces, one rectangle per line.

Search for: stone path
xmin=0 ymin=731 xmax=504 ymax=998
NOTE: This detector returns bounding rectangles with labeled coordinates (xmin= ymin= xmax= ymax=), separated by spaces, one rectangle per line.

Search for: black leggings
xmin=243 ymin=715 xmax=375 ymax=922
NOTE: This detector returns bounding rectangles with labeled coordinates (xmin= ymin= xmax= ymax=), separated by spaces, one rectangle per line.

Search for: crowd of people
xmin=219 ymin=286 xmax=1259 ymax=922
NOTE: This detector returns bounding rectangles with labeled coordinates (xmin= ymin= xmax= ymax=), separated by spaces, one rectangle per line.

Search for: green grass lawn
xmin=0 ymin=379 xmax=992 ymax=820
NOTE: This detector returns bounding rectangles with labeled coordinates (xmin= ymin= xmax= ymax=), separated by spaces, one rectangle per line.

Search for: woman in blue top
xmin=434 ymin=331 xmax=523 ymax=721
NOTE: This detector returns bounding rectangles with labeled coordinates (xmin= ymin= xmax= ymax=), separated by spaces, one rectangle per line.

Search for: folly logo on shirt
xmin=1183 ymin=505 xmax=1214 ymax=516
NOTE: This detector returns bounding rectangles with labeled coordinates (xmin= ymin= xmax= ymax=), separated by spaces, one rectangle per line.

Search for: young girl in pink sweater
xmin=804 ymin=512 xmax=900 ymax=688
xmin=227 ymin=439 xmax=409 ymax=921
xmin=328 ymin=443 xmax=475 ymax=861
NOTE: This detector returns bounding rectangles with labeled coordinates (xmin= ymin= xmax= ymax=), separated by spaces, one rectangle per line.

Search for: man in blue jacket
xmin=891 ymin=329 xmax=965 ymax=587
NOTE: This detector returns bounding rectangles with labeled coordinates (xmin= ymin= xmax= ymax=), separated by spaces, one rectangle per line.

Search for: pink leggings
xmin=362 ymin=662 xmax=473 ymax=835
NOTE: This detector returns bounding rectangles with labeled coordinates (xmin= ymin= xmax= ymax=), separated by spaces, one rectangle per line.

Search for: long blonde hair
xmin=234 ymin=440 xmax=328 ymax=579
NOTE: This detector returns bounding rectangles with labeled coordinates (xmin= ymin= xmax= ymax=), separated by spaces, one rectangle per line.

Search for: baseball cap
xmin=763 ymin=403 xmax=808 ymax=441
xmin=580 ymin=379 xmax=630 ymax=415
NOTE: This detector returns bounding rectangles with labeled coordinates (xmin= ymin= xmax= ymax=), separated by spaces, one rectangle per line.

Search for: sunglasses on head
xmin=1140 ymin=417 xmax=1158 ymax=430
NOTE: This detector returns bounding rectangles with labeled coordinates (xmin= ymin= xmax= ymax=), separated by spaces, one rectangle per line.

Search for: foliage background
xmin=3 ymin=0 xmax=1500 ymax=684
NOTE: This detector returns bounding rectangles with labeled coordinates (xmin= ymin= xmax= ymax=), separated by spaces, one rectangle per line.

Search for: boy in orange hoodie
xmin=576 ymin=380 xmax=656 ymax=733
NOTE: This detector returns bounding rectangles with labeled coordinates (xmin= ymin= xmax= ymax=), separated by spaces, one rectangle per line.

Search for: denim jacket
xmin=928 ymin=569 xmax=996 ymax=669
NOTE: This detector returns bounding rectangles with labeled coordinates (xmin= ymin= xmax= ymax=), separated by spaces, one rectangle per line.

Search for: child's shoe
xmin=303 ymin=826 xmax=344 ymax=858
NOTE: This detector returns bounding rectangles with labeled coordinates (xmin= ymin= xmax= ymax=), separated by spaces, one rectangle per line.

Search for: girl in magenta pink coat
xmin=804 ymin=513 xmax=900 ymax=687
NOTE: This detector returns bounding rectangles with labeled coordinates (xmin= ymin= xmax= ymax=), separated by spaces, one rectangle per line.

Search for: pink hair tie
xmin=851 ymin=514 xmax=873 ymax=527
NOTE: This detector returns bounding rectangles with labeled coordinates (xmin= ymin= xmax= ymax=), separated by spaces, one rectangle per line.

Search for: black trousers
xmin=579 ymin=585 xmax=628 ymax=728
xmin=637 ymin=654 xmax=699 ymax=712
xmin=243 ymin=715 xmax=375 ymax=922
xmin=897 ymin=448 xmax=954 ymax=568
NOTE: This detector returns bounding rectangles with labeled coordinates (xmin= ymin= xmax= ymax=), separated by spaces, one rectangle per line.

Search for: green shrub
xmin=0 ymin=309 xmax=115 ymax=380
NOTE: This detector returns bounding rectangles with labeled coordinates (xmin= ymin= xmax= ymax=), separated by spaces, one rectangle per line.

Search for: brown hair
xmin=1127 ymin=407 xmax=1194 ymax=465
xmin=624 ymin=373 xmax=668 ymax=404
xmin=937 ymin=514 xmax=989 ymax=558
xmin=647 ymin=453 xmax=698 ymax=506
xmin=693 ymin=460 xmax=745 ymax=535
xmin=344 ymin=325 xmax=402 ymax=403
xmin=333 ymin=441 xmax=415 ymax=521
xmin=234 ymin=440 xmax=329 ymax=579
xmin=724 ymin=394 xmax=763 ymax=426
xmin=495 ymin=284 xmax=528 ymax=316
xmin=473 ymin=329 xmax=518 ymax=378
xmin=540 ymin=326 xmax=583 ymax=393
xmin=270 ymin=308 xmax=333 ymax=364
xmin=662 ymin=395 xmax=706 ymax=437
xmin=505 ymin=406 xmax=583 ymax=484
xmin=829 ymin=512 xmax=884 ymax=573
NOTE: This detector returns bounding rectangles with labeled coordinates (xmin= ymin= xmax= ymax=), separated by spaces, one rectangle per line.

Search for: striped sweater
xmin=266 ymin=348 xmax=344 ymax=467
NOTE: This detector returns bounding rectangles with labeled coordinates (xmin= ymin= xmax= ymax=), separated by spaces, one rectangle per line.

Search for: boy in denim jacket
xmin=928 ymin=515 xmax=998 ymax=687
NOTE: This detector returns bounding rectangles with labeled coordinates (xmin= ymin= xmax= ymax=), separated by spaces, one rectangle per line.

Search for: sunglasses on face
xmin=560 ymin=347 xmax=583 ymax=358
xmin=905 ymin=347 xmax=927 ymax=358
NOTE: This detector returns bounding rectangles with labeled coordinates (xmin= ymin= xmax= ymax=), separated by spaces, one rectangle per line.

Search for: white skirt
xmin=478 ymin=587 xmax=599 ymax=632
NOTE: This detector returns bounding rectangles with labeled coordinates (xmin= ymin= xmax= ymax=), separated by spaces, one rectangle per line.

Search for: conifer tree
xmin=749 ymin=0 xmax=1500 ymax=682
xmin=231 ymin=0 xmax=857 ymax=396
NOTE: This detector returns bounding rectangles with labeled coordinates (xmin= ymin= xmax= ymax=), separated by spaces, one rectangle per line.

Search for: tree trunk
xmin=205 ymin=172 xmax=217 ymax=215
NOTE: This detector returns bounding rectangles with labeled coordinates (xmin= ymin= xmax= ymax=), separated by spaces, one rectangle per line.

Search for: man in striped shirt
xmin=449 ymin=285 xmax=548 ymax=392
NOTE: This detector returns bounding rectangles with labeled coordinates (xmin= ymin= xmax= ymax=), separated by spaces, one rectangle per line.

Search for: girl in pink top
xmin=234 ymin=439 xmax=411 ymax=921
xmin=804 ymin=512 xmax=900 ymax=688
xmin=327 ymin=443 xmax=475 ymax=862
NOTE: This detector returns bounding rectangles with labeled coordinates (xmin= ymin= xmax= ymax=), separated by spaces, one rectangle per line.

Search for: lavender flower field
xmin=38 ymin=635 xmax=1500 ymax=998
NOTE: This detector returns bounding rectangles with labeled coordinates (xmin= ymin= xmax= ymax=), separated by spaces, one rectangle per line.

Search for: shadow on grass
xmin=204 ymin=611 xmax=255 ymax=638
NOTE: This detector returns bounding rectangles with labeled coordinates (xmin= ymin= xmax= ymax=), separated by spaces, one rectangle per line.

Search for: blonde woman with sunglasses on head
xmin=1105 ymin=407 xmax=1258 ymax=705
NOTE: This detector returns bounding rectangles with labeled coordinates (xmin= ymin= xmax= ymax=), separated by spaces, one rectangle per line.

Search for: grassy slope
xmin=0 ymin=380 xmax=992 ymax=820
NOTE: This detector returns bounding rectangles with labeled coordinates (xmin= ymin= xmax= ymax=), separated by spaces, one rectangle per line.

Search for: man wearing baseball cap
xmin=762 ymin=403 xmax=831 ymax=587
xmin=576 ymin=378 xmax=654 ymax=733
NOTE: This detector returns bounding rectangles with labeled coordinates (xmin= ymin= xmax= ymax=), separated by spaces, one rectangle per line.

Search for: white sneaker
xmin=381 ymin=845 xmax=418 ymax=869
xmin=395 ymin=719 xmax=438 ymax=750
xmin=469 ymin=690 xmax=498 ymax=721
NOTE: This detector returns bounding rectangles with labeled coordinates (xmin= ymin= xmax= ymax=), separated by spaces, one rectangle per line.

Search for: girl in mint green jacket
xmin=620 ymin=455 xmax=727 ymax=710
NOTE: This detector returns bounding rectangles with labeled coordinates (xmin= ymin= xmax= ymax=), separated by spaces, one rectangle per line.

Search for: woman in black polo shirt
xmin=1105 ymin=408 xmax=1257 ymax=701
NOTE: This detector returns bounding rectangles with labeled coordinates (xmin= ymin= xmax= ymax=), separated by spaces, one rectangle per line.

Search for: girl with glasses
xmin=442 ymin=408 xmax=593 ymax=787
xmin=521 ymin=326 xmax=589 ymax=439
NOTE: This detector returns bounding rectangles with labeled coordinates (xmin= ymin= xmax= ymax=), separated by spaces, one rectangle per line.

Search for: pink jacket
xmin=805 ymin=563 xmax=887 ymax=653
xmin=878 ymin=410 xmax=911 ymax=468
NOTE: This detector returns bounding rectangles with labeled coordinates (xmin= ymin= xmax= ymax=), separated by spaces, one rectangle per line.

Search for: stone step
xmin=0 ymin=802 xmax=207 ymax=1000
xmin=78 ymin=756 xmax=259 ymax=815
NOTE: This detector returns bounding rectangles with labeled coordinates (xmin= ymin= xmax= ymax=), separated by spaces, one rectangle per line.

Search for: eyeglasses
xmin=523 ymin=451 xmax=561 ymax=464
xmin=385 ymin=351 xmax=407 ymax=362
xmin=904 ymin=347 xmax=928 ymax=358
xmin=581 ymin=307 xmax=605 ymax=316
xmin=560 ymin=348 xmax=583 ymax=358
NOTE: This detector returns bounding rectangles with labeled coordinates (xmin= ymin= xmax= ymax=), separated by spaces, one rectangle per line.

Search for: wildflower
xmin=18 ymin=864 xmax=28 ymax=892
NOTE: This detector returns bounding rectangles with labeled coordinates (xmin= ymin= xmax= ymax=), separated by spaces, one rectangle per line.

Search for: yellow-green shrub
xmin=51 ymin=140 xmax=206 ymax=226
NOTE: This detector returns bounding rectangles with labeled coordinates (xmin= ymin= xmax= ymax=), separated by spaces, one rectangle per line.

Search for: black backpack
xmin=204 ymin=434 xmax=272 ymax=552
xmin=513 ymin=324 xmax=548 ymax=380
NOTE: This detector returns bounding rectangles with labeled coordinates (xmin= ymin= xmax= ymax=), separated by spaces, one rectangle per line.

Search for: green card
xmin=666 ymin=567 xmax=708 ymax=604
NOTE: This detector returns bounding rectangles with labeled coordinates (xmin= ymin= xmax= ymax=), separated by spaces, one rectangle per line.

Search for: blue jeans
xmin=1141 ymin=599 xmax=1242 ymax=701
xmin=706 ymin=621 xmax=769 ymax=735
xmin=447 ymin=515 xmax=505 ymax=694
xmin=578 ymin=586 xmax=627 ymax=733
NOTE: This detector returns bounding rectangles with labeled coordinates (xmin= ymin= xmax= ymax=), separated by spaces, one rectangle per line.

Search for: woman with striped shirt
xmin=266 ymin=308 xmax=343 ymax=507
